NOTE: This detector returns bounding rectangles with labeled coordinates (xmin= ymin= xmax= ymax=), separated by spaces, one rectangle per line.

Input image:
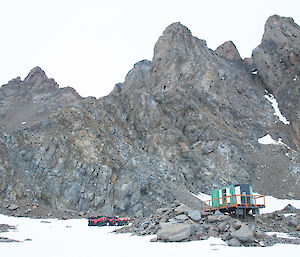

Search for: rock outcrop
xmin=0 ymin=15 xmax=299 ymax=217
xmin=114 ymin=203 xmax=300 ymax=246
xmin=110 ymin=60 xmax=152 ymax=95
xmin=0 ymin=66 xmax=82 ymax=133
xmin=215 ymin=41 xmax=242 ymax=61
xmin=252 ymin=15 xmax=300 ymax=149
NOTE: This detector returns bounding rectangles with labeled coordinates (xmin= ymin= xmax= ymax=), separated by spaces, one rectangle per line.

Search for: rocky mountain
xmin=0 ymin=66 xmax=82 ymax=133
xmin=0 ymin=15 xmax=299 ymax=217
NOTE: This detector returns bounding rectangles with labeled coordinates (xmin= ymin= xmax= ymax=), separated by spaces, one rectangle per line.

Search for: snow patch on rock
xmin=264 ymin=93 xmax=290 ymax=124
xmin=258 ymin=134 xmax=290 ymax=149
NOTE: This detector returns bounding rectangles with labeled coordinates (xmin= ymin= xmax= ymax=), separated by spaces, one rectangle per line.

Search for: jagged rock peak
xmin=22 ymin=66 xmax=59 ymax=91
xmin=215 ymin=41 xmax=242 ymax=61
xmin=262 ymin=15 xmax=299 ymax=43
xmin=153 ymin=22 xmax=207 ymax=63
xmin=163 ymin=22 xmax=192 ymax=36
xmin=24 ymin=66 xmax=48 ymax=83
xmin=132 ymin=59 xmax=152 ymax=69
xmin=110 ymin=60 xmax=152 ymax=95
xmin=252 ymin=14 xmax=299 ymax=148
xmin=3 ymin=77 xmax=22 ymax=87
xmin=252 ymin=14 xmax=299 ymax=89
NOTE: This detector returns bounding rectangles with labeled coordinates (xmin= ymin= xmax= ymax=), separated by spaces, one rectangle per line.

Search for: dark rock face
xmin=0 ymin=15 xmax=299 ymax=217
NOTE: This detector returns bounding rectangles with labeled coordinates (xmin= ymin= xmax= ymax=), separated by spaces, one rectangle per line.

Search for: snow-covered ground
xmin=0 ymin=213 xmax=299 ymax=257
xmin=1 ymin=194 xmax=300 ymax=257
xmin=260 ymin=196 xmax=300 ymax=214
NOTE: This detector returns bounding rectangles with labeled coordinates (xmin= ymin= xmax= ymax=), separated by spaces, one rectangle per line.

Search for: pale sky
xmin=0 ymin=0 xmax=299 ymax=98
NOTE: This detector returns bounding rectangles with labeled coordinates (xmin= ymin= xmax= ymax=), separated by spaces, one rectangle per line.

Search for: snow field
xmin=1 ymin=213 xmax=300 ymax=257
xmin=1 ymin=194 xmax=300 ymax=257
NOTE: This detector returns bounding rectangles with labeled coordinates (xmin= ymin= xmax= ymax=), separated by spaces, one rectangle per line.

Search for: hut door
xmin=222 ymin=188 xmax=227 ymax=205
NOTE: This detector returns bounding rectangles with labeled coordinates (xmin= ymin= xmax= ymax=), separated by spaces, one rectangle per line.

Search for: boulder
xmin=8 ymin=204 xmax=19 ymax=211
xmin=207 ymin=214 xmax=228 ymax=223
xmin=218 ymin=221 xmax=229 ymax=232
xmin=227 ymin=238 xmax=241 ymax=247
xmin=221 ymin=232 xmax=232 ymax=241
xmin=288 ymin=219 xmax=298 ymax=227
xmin=157 ymin=223 xmax=193 ymax=242
xmin=175 ymin=214 xmax=188 ymax=221
xmin=207 ymin=227 xmax=219 ymax=237
xmin=214 ymin=210 xmax=224 ymax=216
xmin=207 ymin=215 xmax=219 ymax=223
xmin=159 ymin=221 xmax=177 ymax=229
xmin=174 ymin=204 xmax=189 ymax=215
xmin=231 ymin=224 xmax=255 ymax=242
xmin=187 ymin=210 xmax=201 ymax=222
xmin=282 ymin=204 xmax=296 ymax=211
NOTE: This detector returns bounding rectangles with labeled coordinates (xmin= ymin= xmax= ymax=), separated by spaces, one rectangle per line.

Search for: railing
xmin=203 ymin=194 xmax=265 ymax=212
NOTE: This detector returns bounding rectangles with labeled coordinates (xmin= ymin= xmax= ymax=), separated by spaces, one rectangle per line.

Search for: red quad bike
xmin=88 ymin=216 xmax=130 ymax=226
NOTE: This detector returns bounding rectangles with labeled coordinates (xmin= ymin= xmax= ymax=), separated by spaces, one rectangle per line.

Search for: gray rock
xmin=214 ymin=210 xmax=224 ymax=216
xmin=159 ymin=221 xmax=177 ymax=229
xmin=221 ymin=232 xmax=232 ymax=241
xmin=231 ymin=224 xmax=255 ymax=242
xmin=187 ymin=210 xmax=201 ymax=222
xmin=259 ymin=241 xmax=266 ymax=247
xmin=175 ymin=214 xmax=188 ymax=221
xmin=207 ymin=227 xmax=219 ymax=237
xmin=111 ymin=60 xmax=152 ymax=95
xmin=227 ymin=238 xmax=241 ymax=247
xmin=156 ymin=207 xmax=169 ymax=214
xmin=233 ymin=221 xmax=242 ymax=230
xmin=174 ymin=204 xmax=189 ymax=215
xmin=218 ymin=221 xmax=229 ymax=232
xmin=215 ymin=41 xmax=242 ymax=61
xmin=0 ymin=67 xmax=82 ymax=133
xmin=0 ymin=237 xmax=20 ymax=243
xmin=282 ymin=204 xmax=297 ymax=211
xmin=101 ymin=205 xmax=114 ymax=216
xmin=157 ymin=223 xmax=193 ymax=242
xmin=288 ymin=219 xmax=298 ymax=227
xmin=150 ymin=237 xmax=158 ymax=242
xmin=207 ymin=216 xmax=219 ymax=223
xmin=247 ymin=223 xmax=256 ymax=232
xmin=8 ymin=204 xmax=19 ymax=211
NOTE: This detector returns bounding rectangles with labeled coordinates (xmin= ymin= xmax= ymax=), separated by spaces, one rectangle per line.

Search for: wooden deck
xmin=203 ymin=194 xmax=265 ymax=212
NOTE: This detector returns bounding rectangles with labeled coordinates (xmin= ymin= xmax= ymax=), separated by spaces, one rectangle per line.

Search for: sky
xmin=0 ymin=0 xmax=299 ymax=98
